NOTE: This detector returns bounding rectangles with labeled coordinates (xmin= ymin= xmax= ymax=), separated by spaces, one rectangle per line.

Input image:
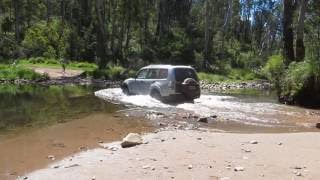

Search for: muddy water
xmin=95 ymin=88 xmax=320 ymax=131
xmin=0 ymin=85 xmax=153 ymax=180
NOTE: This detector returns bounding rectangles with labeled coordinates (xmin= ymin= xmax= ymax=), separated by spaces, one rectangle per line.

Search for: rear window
xmin=174 ymin=68 xmax=198 ymax=82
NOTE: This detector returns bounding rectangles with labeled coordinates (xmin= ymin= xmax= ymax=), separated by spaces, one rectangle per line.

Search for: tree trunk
xmin=95 ymin=0 xmax=108 ymax=69
xmin=203 ymin=0 xmax=214 ymax=70
xmin=12 ymin=0 xmax=21 ymax=42
xmin=295 ymin=0 xmax=308 ymax=61
xmin=283 ymin=0 xmax=295 ymax=65
xmin=46 ymin=0 xmax=51 ymax=23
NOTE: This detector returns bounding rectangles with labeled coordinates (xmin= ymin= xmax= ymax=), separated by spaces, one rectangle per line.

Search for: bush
xmin=228 ymin=69 xmax=258 ymax=81
xmin=281 ymin=61 xmax=312 ymax=97
xmin=88 ymin=66 xmax=126 ymax=80
xmin=198 ymin=72 xmax=228 ymax=82
xmin=262 ymin=55 xmax=285 ymax=82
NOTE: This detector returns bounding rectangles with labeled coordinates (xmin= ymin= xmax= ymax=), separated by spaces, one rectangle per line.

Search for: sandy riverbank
xmin=21 ymin=129 xmax=320 ymax=180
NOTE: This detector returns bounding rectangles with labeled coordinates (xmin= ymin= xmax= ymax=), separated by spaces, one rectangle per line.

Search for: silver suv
xmin=121 ymin=65 xmax=200 ymax=101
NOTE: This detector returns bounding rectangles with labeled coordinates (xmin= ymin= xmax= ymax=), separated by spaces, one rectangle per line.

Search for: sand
xmin=21 ymin=129 xmax=320 ymax=180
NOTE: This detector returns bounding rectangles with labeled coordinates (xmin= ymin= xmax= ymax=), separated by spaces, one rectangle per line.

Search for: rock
xmin=250 ymin=140 xmax=258 ymax=144
xmin=188 ymin=165 xmax=193 ymax=169
xmin=64 ymin=164 xmax=80 ymax=168
xmin=234 ymin=166 xmax=245 ymax=172
xmin=197 ymin=117 xmax=208 ymax=123
xmin=242 ymin=148 xmax=251 ymax=153
xmin=296 ymin=172 xmax=302 ymax=176
xmin=142 ymin=165 xmax=150 ymax=169
xmin=210 ymin=115 xmax=218 ymax=118
xmin=197 ymin=137 xmax=202 ymax=140
xmin=293 ymin=166 xmax=303 ymax=170
xmin=47 ymin=155 xmax=55 ymax=160
xmin=121 ymin=133 xmax=143 ymax=148
xmin=92 ymin=176 xmax=96 ymax=180
xmin=278 ymin=142 xmax=283 ymax=146
xmin=316 ymin=123 xmax=320 ymax=129
xmin=158 ymin=122 xmax=166 ymax=126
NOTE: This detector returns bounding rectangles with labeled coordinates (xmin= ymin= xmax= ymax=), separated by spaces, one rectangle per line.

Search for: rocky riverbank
xmin=200 ymin=80 xmax=272 ymax=91
xmin=0 ymin=77 xmax=121 ymax=87
xmin=1 ymin=76 xmax=272 ymax=92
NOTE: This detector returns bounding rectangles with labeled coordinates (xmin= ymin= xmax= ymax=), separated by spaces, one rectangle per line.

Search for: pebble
xmin=197 ymin=117 xmax=208 ymax=123
xmin=250 ymin=140 xmax=258 ymax=144
xmin=293 ymin=166 xmax=303 ymax=170
xmin=142 ymin=165 xmax=150 ymax=169
xmin=47 ymin=155 xmax=55 ymax=160
xmin=243 ymin=156 xmax=249 ymax=160
xmin=234 ymin=166 xmax=245 ymax=171
xmin=242 ymin=148 xmax=251 ymax=153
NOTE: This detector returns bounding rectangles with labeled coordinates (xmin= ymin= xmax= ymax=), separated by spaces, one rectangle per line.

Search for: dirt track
xmin=31 ymin=67 xmax=83 ymax=79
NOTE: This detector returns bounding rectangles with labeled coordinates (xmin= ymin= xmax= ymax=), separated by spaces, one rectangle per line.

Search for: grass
xmin=18 ymin=58 xmax=97 ymax=71
xmin=0 ymin=64 xmax=44 ymax=80
xmin=198 ymin=69 xmax=260 ymax=83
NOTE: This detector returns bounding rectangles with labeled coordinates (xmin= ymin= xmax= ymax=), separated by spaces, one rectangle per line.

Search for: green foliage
xmin=228 ymin=69 xmax=258 ymax=81
xmin=87 ymin=65 xmax=126 ymax=80
xmin=0 ymin=64 xmax=44 ymax=80
xmin=198 ymin=72 xmax=228 ymax=83
xmin=281 ymin=61 xmax=312 ymax=97
xmin=22 ymin=19 xmax=71 ymax=59
xmin=262 ymin=55 xmax=285 ymax=81
xmin=198 ymin=69 xmax=258 ymax=83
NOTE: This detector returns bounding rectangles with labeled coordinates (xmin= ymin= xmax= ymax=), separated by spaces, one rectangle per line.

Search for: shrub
xmin=198 ymin=72 xmax=228 ymax=82
xmin=281 ymin=61 xmax=311 ymax=97
xmin=88 ymin=66 xmax=126 ymax=80
xmin=262 ymin=55 xmax=285 ymax=82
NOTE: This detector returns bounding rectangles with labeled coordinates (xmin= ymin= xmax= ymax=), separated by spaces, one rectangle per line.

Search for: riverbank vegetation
xmin=0 ymin=0 xmax=319 ymax=105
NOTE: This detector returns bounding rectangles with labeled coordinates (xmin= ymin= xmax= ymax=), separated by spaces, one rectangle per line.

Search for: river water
xmin=0 ymin=85 xmax=319 ymax=179
xmin=0 ymin=84 xmax=153 ymax=179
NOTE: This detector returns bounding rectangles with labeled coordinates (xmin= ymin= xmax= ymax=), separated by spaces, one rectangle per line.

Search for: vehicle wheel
xmin=150 ymin=90 xmax=162 ymax=101
xmin=122 ymin=86 xmax=130 ymax=95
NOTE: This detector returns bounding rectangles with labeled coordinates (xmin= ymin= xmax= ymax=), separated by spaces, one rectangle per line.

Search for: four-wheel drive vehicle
xmin=121 ymin=65 xmax=201 ymax=101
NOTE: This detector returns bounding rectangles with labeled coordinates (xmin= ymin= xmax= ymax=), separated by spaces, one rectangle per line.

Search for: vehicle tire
xmin=122 ymin=85 xmax=130 ymax=95
xmin=150 ymin=90 xmax=163 ymax=101
xmin=182 ymin=78 xmax=199 ymax=100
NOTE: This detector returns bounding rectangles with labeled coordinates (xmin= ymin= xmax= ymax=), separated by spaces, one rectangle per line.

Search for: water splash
xmin=95 ymin=88 xmax=320 ymax=127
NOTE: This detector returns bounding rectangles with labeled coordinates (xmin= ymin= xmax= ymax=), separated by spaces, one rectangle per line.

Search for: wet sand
xmin=0 ymin=113 xmax=153 ymax=180
xmin=22 ymin=129 xmax=320 ymax=180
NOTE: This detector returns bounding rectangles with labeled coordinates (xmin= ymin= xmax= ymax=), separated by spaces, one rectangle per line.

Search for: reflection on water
xmin=0 ymin=84 xmax=118 ymax=134
xmin=0 ymin=85 xmax=153 ymax=179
